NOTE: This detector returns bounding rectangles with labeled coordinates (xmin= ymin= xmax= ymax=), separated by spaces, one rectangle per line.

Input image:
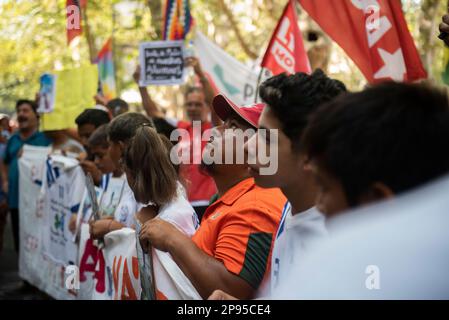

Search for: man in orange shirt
xmin=139 ymin=96 xmax=286 ymax=299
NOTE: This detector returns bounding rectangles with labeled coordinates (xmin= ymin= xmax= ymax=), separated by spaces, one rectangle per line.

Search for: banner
xmin=261 ymin=0 xmax=311 ymax=75
xmin=102 ymin=228 xmax=141 ymax=300
xmin=195 ymin=31 xmax=262 ymax=105
xmin=41 ymin=155 xmax=85 ymax=266
xmin=77 ymin=223 xmax=105 ymax=300
xmin=19 ymin=145 xmax=77 ymax=300
xmin=139 ymin=41 xmax=186 ymax=86
xmin=96 ymin=38 xmax=117 ymax=101
xmin=298 ymin=0 xmax=427 ymax=83
xmin=41 ymin=64 xmax=98 ymax=131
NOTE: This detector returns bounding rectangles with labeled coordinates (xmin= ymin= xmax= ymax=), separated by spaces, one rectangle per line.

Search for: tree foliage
xmin=0 ymin=0 xmax=447 ymax=113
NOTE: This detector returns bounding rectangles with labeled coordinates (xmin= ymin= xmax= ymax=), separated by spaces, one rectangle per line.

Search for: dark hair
xmin=302 ymin=82 xmax=449 ymax=206
xmin=16 ymin=99 xmax=38 ymax=116
xmin=108 ymin=112 xmax=154 ymax=143
xmin=87 ymin=124 xmax=109 ymax=149
xmin=124 ymin=126 xmax=178 ymax=206
xmin=184 ymin=86 xmax=204 ymax=98
xmin=259 ymin=69 xmax=346 ymax=151
xmin=106 ymin=98 xmax=129 ymax=117
xmin=75 ymin=109 xmax=110 ymax=128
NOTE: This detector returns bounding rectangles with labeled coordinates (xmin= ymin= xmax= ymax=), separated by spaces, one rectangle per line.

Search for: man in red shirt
xmin=133 ymin=58 xmax=218 ymax=220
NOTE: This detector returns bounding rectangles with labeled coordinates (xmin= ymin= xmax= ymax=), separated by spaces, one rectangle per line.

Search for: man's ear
xmin=359 ymin=182 xmax=395 ymax=205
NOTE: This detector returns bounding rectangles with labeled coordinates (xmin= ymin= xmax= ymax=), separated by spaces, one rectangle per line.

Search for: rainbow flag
xmin=95 ymin=38 xmax=117 ymax=101
xmin=162 ymin=0 xmax=193 ymax=40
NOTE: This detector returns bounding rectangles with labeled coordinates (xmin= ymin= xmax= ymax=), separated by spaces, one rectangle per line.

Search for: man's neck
xmin=19 ymin=127 xmax=37 ymax=140
xmin=281 ymin=182 xmax=317 ymax=216
xmin=213 ymin=169 xmax=251 ymax=198
xmin=113 ymin=169 xmax=123 ymax=178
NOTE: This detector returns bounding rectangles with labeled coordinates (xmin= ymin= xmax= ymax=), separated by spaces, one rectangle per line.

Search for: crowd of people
xmin=1 ymin=24 xmax=449 ymax=299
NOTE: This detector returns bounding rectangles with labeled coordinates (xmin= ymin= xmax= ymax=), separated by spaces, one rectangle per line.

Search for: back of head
xmin=259 ymin=69 xmax=346 ymax=150
xmin=108 ymin=112 xmax=153 ymax=143
xmin=124 ymin=126 xmax=178 ymax=206
xmin=75 ymin=109 xmax=110 ymax=128
xmin=302 ymin=82 xmax=449 ymax=205
xmin=88 ymin=124 xmax=109 ymax=149
xmin=106 ymin=98 xmax=129 ymax=118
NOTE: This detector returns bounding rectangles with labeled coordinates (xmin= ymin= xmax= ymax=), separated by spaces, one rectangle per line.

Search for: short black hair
xmin=259 ymin=69 xmax=346 ymax=151
xmin=75 ymin=109 xmax=110 ymax=128
xmin=88 ymin=124 xmax=109 ymax=149
xmin=106 ymin=98 xmax=129 ymax=117
xmin=16 ymin=99 xmax=38 ymax=116
xmin=302 ymin=82 xmax=449 ymax=206
xmin=108 ymin=112 xmax=154 ymax=143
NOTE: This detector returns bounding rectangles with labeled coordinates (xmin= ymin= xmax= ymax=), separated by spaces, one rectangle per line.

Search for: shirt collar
xmin=215 ymin=177 xmax=256 ymax=206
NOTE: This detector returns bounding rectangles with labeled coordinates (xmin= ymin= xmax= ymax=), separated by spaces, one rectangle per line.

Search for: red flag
xmin=298 ymin=0 xmax=427 ymax=83
xmin=261 ymin=0 xmax=311 ymax=75
xmin=66 ymin=0 xmax=83 ymax=45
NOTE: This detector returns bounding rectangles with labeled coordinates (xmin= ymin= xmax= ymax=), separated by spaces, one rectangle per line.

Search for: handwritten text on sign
xmin=139 ymin=40 xmax=186 ymax=86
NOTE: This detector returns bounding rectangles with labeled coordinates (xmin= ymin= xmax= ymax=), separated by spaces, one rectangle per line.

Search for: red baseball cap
xmin=212 ymin=94 xmax=265 ymax=128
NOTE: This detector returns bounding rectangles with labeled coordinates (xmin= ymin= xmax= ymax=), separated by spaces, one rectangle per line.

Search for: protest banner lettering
xmin=139 ymin=40 xmax=186 ymax=86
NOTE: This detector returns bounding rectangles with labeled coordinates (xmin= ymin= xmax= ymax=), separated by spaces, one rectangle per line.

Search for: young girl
xmin=87 ymin=119 xmax=143 ymax=238
xmin=123 ymin=125 xmax=200 ymax=300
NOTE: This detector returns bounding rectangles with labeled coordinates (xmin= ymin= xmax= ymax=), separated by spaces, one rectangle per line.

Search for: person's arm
xmin=133 ymin=65 xmax=165 ymax=119
xmin=0 ymin=160 xmax=8 ymax=194
xmin=186 ymin=57 xmax=222 ymax=127
xmin=139 ymin=218 xmax=255 ymax=299
xmin=80 ymin=160 xmax=102 ymax=186
xmin=89 ymin=218 xmax=125 ymax=240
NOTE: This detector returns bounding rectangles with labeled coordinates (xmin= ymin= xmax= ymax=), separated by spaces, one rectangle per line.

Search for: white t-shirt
xmin=113 ymin=178 xmax=141 ymax=228
xmin=98 ymin=174 xmax=126 ymax=218
xmin=136 ymin=182 xmax=201 ymax=300
xmin=273 ymin=174 xmax=449 ymax=299
xmin=270 ymin=203 xmax=327 ymax=294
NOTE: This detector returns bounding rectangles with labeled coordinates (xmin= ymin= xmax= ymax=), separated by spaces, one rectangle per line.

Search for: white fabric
xmin=101 ymin=228 xmax=141 ymax=300
xmin=41 ymin=155 xmax=85 ymax=266
xmin=114 ymin=178 xmax=140 ymax=228
xmin=270 ymin=203 xmax=327 ymax=294
xmin=18 ymin=145 xmax=51 ymax=290
xmin=195 ymin=31 xmax=263 ymax=105
xmin=273 ymin=175 xmax=449 ymax=300
xmin=19 ymin=145 xmax=77 ymax=300
xmin=99 ymin=174 xmax=126 ymax=218
xmin=138 ymin=183 xmax=201 ymax=300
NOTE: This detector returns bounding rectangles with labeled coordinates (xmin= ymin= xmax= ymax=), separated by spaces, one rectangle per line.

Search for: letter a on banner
xmin=261 ymin=0 xmax=311 ymax=75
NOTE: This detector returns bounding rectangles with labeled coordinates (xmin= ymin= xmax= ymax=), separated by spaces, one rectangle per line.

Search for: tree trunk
xmin=148 ymin=0 xmax=163 ymax=40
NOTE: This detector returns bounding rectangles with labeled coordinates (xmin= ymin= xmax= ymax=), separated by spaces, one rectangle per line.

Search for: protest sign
xmin=139 ymin=40 xmax=186 ymax=86
xmin=19 ymin=146 xmax=77 ymax=300
xmin=41 ymin=64 xmax=98 ymax=131
xmin=102 ymin=228 xmax=141 ymax=300
xmin=41 ymin=155 xmax=85 ymax=267
xmin=38 ymin=73 xmax=57 ymax=113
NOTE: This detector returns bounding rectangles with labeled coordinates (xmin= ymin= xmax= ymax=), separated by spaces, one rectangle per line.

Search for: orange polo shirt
xmin=192 ymin=178 xmax=286 ymax=289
